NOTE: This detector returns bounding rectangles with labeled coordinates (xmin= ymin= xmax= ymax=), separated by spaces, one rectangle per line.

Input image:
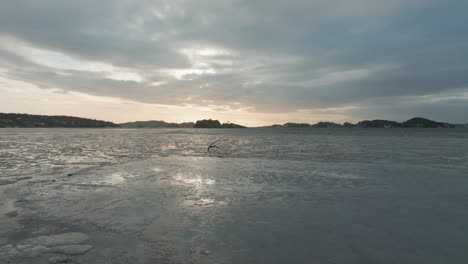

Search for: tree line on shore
xmin=1 ymin=113 xmax=465 ymax=128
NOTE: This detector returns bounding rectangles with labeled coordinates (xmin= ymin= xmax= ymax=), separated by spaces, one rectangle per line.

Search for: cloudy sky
xmin=0 ymin=0 xmax=467 ymax=126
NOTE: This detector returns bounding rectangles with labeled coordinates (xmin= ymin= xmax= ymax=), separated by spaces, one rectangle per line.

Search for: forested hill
xmin=0 ymin=113 xmax=119 ymax=128
xmin=264 ymin=117 xmax=460 ymax=128
xmin=1 ymin=113 xmax=464 ymax=129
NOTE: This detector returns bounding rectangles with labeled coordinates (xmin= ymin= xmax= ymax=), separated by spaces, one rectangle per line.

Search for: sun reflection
xmin=152 ymin=167 xmax=162 ymax=172
xmin=172 ymin=173 xmax=215 ymax=187
xmin=171 ymin=172 xmax=223 ymax=208
xmin=194 ymin=198 xmax=215 ymax=206
xmin=182 ymin=198 xmax=225 ymax=208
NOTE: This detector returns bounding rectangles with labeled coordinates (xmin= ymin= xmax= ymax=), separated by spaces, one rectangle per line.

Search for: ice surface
xmin=21 ymin=233 xmax=90 ymax=247
xmin=0 ymin=128 xmax=468 ymax=263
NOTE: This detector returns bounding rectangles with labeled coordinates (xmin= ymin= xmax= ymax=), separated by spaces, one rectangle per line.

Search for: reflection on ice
xmin=152 ymin=167 xmax=162 ymax=172
xmin=196 ymin=198 xmax=215 ymax=206
xmin=172 ymin=173 xmax=215 ymax=187
xmin=205 ymin=179 xmax=215 ymax=185
xmin=170 ymin=172 xmax=222 ymax=209
xmin=1 ymin=127 xmax=468 ymax=264
xmin=182 ymin=198 xmax=225 ymax=208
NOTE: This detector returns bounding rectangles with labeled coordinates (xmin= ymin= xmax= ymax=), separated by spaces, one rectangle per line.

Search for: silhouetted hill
xmin=343 ymin=122 xmax=356 ymax=128
xmin=312 ymin=122 xmax=342 ymax=128
xmin=194 ymin=119 xmax=221 ymax=128
xmin=357 ymin=119 xmax=401 ymax=128
xmin=0 ymin=113 xmax=118 ymax=128
xmin=283 ymin=122 xmax=311 ymax=128
xmin=193 ymin=119 xmax=246 ymax=128
xmin=261 ymin=117 xmax=460 ymax=128
xmin=401 ymin=117 xmax=454 ymax=128
xmin=120 ymin=120 xmax=194 ymax=128
xmin=1 ymin=113 xmax=462 ymax=129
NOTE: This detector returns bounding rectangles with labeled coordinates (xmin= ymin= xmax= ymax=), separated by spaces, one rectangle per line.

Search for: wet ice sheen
xmin=0 ymin=128 xmax=468 ymax=264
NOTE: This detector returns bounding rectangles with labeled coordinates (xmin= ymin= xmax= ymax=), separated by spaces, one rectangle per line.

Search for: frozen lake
xmin=1 ymin=128 xmax=468 ymax=263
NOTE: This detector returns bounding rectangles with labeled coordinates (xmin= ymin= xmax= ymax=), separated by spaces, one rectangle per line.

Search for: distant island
xmin=271 ymin=117 xmax=461 ymax=128
xmin=193 ymin=119 xmax=246 ymax=128
xmin=0 ymin=113 xmax=119 ymax=128
xmin=1 ymin=113 xmax=466 ymax=128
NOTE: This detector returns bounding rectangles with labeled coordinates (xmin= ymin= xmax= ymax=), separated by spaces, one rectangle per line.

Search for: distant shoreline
xmin=2 ymin=126 xmax=468 ymax=129
xmin=1 ymin=113 xmax=467 ymax=128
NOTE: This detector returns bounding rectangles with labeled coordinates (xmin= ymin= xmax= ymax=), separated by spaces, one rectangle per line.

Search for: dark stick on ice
xmin=207 ymin=140 xmax=223 ymax=152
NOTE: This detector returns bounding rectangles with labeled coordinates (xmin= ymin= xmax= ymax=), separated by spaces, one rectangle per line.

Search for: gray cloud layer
xmin=1 ymin=0 xmax=467 ymax=122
